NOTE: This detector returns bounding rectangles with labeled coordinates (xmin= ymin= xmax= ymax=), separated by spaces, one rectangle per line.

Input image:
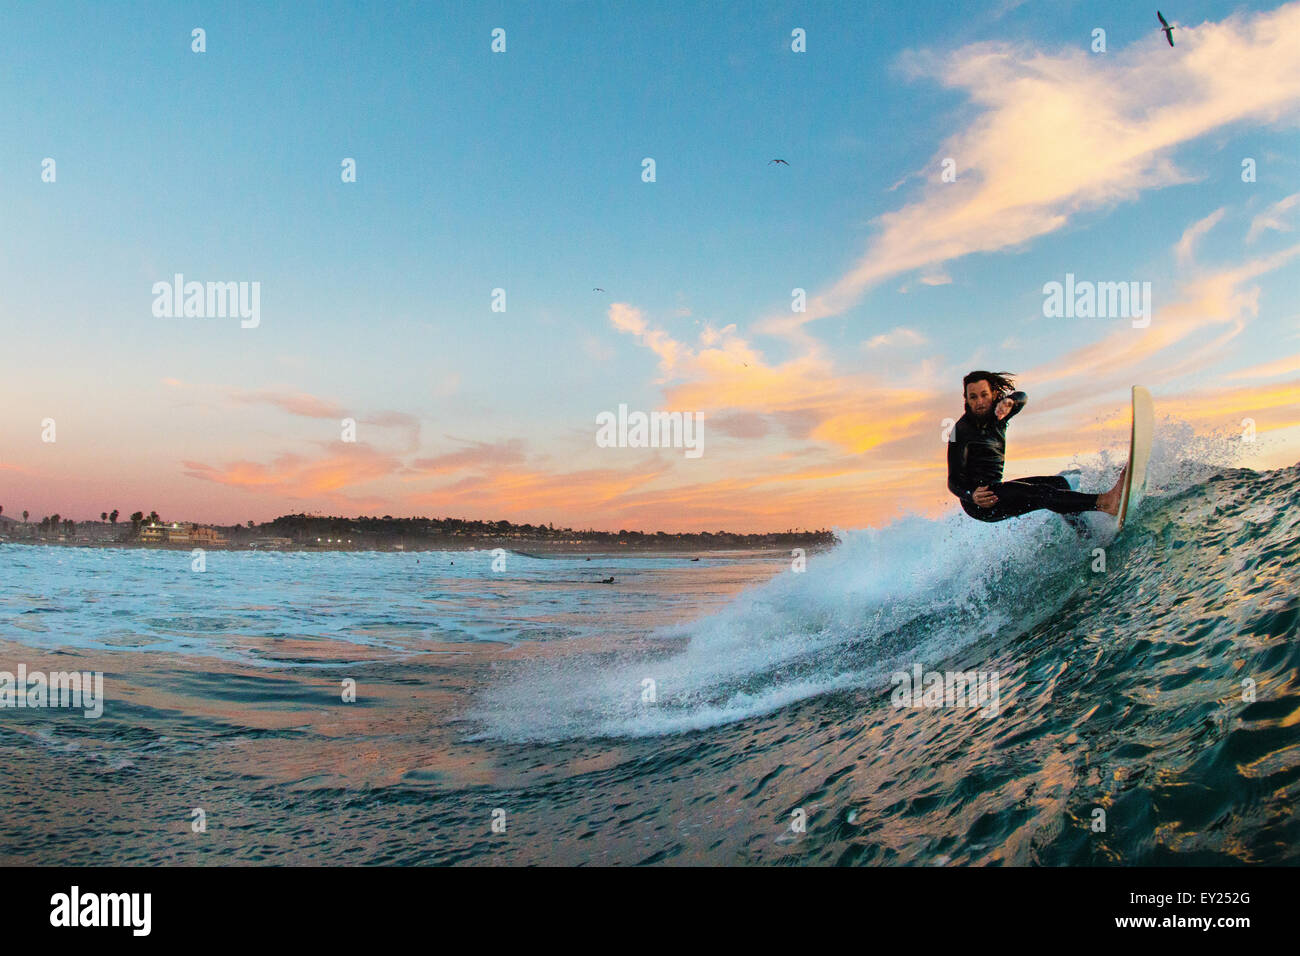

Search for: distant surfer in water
xmin=948 ymin=371 xmax=1124 ymax=527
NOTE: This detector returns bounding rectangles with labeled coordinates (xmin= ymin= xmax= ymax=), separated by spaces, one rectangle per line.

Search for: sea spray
xmin=469 ymin=505 xmax=1084 ymax=741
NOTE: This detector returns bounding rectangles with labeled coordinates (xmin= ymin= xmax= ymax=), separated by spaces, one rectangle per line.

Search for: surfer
xmin=947 ymin=371 xmax=1125 ymax=526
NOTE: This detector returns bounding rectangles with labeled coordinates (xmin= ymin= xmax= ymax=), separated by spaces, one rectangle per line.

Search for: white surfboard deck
xmin=1116 ymin=386 xmax=1154 ymax=532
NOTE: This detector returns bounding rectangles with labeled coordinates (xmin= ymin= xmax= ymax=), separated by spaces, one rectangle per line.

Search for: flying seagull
xmin=1157 ymin=10 xmax=1175 ymax=46
xmin=593 ymin=287 xmax=605 ymax=293
xmin=769 ymin=159 xmax=789 ymax=166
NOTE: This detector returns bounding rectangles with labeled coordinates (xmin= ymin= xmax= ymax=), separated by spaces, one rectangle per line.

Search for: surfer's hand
xmin=973 ymin=486 xmax=998 ymax=508
xmin=994 ymin=398 xmax=1013 ymax=420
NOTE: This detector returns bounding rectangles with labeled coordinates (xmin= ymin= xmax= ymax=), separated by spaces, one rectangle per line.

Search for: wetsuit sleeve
xmin=1000 ymin=391 xmax=1027 ymax=423
xmin=947 ymin=423 xmax=974 ymax=500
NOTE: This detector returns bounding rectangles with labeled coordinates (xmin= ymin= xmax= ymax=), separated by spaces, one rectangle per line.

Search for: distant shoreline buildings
xmin=138 ymin=523 xmax=229 ymax=547
xmin=0 ymin=511 xmax=837 ymax=553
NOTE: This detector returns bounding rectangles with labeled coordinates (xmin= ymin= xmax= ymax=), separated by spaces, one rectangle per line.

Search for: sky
xmin=1 ymin=0 xmax=1298 ymax=532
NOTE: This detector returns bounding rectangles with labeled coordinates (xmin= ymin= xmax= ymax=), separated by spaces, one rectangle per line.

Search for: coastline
xmin=0 ymin=537 xmax=836 ymax=557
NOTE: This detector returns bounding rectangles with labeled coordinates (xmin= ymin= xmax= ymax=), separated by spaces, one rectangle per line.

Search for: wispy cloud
xmin=1224 ymin=352 xmax=1300 ymax=381
xmin=757 ymin=3 xmax=1300 ymax=339
xmin=1247 ymin=192 xmax=1300 ymax=243
xmin=608 ymin=304 xmax=938 ymax=455
xmin=409 ymin=439 xmax=528 ymax=476
xmin=222 ymin=388 xmax=421 ymax=448
xmin=608 ymin=303 xmax=691 ymax=381
xmin=232 ymin=390 xmax=344 ymax=420
xmin=1022 ymin=243 xmax=1300 ymax=413
xmin=865 ymin=327 xmax=929 ymax=349
xmin=1175 ymin=208 xmax=1225 ymax=268
xmin=410 ymin=460 xmax=673 ymax=519
xmin=182 ymin=443 xmax=402 ymax=496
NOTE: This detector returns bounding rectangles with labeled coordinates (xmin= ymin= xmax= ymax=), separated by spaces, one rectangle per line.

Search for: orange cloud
xmin=1161 ymin=379 xmax=1300 ymax=435
xmin=232 ymin=389 xmax=344 ymax=419
xmin=409 ymin=439 xmax=528 ymax=476
xmin=183 ymin=444 xmax=401 ymax=496
xmin=1225 ymin=353 xmax=1300 ymax=381
xmin=410 ymin=460 xmax=673 ymax=519
xmin=1022 ymin=244 xmax=1300 ymax=414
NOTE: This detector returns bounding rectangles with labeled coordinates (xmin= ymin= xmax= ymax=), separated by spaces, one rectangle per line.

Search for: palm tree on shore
xmin=101 ymin=512 xmax=108 ymax=522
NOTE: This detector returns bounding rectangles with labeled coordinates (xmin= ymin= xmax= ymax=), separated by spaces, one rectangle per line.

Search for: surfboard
xmin=1116 ymin=386 xmax=1154 ymax=532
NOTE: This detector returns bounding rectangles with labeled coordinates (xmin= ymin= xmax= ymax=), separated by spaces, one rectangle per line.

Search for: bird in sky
xmin=593 ymin=287 xmax=606 ymax=293
xmin=769 ymin=159 xmax=789 ymax=166
xmin=1157 ymin=10 xmax=1176 ymax=46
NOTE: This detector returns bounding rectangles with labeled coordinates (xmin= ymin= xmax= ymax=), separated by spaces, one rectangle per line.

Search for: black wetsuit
xmin=947 ymin=391 xmax=1099 ymax=524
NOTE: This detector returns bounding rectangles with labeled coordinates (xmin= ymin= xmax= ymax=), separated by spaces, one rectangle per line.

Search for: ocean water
xmin=0 ymin=461 xmax=1296 ymax=865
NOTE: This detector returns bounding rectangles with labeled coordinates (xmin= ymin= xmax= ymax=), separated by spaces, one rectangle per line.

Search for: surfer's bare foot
xmin=1096 ymin=467 xmax=1126 ymax=516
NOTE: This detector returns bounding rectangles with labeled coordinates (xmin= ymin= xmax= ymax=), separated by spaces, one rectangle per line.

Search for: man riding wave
xmin=948 ymin=370 xmax=1124 ymax=527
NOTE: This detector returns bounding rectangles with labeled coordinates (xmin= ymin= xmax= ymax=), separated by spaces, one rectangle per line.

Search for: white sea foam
xmin=471 ymin=420 xmax=1246 ymax=742
xmin=469 ymin=506 xmax=1087 ymax=741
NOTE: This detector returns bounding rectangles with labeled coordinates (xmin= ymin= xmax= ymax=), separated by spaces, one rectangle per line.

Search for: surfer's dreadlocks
xmin=963 ymin=370 xmax=1017 ymax=397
